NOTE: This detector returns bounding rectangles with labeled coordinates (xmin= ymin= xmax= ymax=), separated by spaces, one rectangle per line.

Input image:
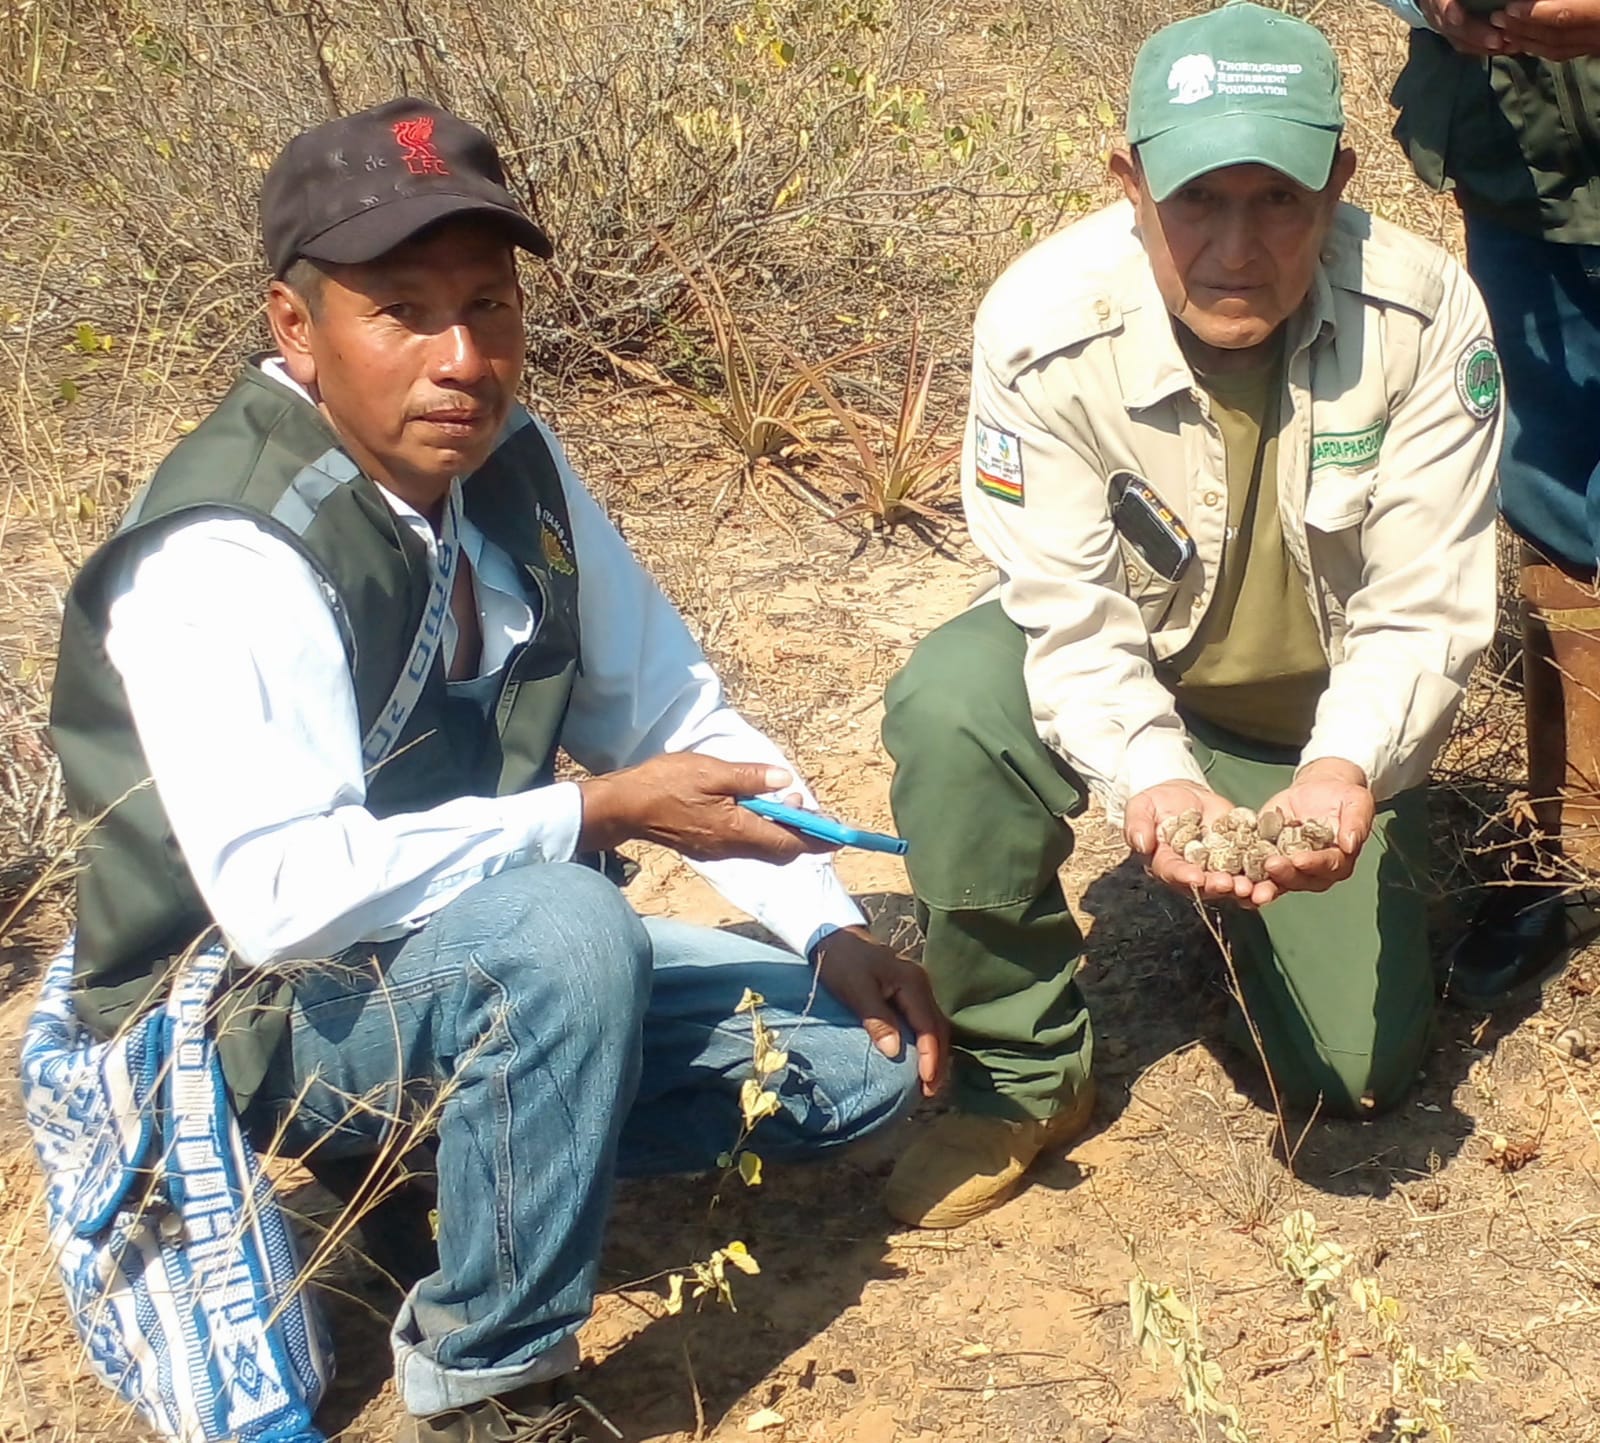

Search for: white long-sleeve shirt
xmin=101 ymin=362 xmax=864 ymax=967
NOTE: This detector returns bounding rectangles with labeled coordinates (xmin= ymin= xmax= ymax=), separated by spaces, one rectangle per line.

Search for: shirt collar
xmin=1108 ymin=254 xmax=1337 ymax=412
xmin=258 ymin=353 xmax=466 ymax=539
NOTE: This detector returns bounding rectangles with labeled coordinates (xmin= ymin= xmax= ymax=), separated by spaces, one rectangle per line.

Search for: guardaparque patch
xmin=974 ymin=419 xmax=1025 ymax=505
xmin=1312 ymin=420 xmax=1385 ymax=471
xmin=1455 ymin=336 xmax=1501 ymax=421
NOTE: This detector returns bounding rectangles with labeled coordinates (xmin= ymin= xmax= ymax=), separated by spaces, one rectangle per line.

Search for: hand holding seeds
xmin=1124 ymin=782 xmax=1269 ymax=906
xmin=1157 ymin=805 xmax=1337 ymax=881
xmin=1127 ymin=761 xmax=1371 ymax=909
xmin=1250 ymin=757 xmax=1376 ymax=897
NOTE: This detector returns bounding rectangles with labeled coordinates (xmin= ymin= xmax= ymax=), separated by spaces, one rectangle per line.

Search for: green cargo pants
xmin=882 ymin=602 xmax=1435 ymax=1122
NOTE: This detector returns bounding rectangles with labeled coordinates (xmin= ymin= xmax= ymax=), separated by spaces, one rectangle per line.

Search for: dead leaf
xmin=724 ymin=1240 xmax=761 ymax=1275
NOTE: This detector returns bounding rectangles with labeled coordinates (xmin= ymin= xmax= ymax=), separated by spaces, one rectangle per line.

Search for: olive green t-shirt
xmin=1167 ymin=344 xmax=1329 ymax=747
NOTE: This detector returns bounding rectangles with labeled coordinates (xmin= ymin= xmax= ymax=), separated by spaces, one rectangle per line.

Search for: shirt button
xmin=1202 ymin=490 xmax=1221 ymax=507
xmin=1095 ymin=300 xmax=1111 ymax=320
xmin=1125 ymin=563 xmax=1139 ymax=583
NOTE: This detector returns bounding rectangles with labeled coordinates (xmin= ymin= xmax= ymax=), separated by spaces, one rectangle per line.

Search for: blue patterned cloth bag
xmin=20 ymin=941 xmax=333 ymax=1442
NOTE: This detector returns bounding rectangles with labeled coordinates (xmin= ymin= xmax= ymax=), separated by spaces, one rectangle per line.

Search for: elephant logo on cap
xmin=1167 ymin=53 xmax=1216 ymax=105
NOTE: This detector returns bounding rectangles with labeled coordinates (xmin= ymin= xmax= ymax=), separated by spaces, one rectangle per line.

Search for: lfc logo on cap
xmin=392 ymin=116 xmax=449 ymax=177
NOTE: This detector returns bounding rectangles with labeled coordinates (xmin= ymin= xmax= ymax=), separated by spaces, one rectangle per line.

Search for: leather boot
xmin=884 ymin=1081 xmax=1095 ymax=1229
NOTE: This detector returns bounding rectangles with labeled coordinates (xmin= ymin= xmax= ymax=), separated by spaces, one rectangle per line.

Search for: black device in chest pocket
xmin=1108 ymin=469 xmax=1196 ymax=583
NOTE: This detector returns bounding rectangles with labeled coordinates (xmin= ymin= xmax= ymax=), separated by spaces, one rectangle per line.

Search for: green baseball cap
xmin=1127 ymin=0 xmax=1345 ymax=202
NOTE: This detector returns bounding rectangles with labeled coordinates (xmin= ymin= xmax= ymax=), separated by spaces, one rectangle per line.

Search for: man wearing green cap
xmin=881 ymin=0 xmax=1504 ymax=1229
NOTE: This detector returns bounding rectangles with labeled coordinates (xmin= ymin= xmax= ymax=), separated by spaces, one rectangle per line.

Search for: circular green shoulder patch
xmin=1456 ymin=336 xmax=1501 ymax=421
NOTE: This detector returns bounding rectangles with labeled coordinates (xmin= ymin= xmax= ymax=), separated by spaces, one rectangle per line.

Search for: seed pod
xmin=1158 ymin=814 xmax=1180 ymax=846
xmin=1177 ymin=808 xmax=1202 ymax=831
xmin=1208 ymin=844 xmax=1244 ymax=874
xmin=1223 ymin=806 xmax=1257 ymax=832
xmin=1278 ymin=825 xmax=1306 ymax=855
xmin=1243 ymin=840 xmax=1275 ymax=883
xmin=1301 ymin=819 xmax=1336 ymax=850
xmin=1183 ymin=838 xmax=1210 ymax=867
xmin=1202 ymin=829 xmax=1230 ymax=850
xmin=1257 ymin=806 xmax=1283 ymax=843
xmin=1171 ymin=824 xmax=1201 ymax=851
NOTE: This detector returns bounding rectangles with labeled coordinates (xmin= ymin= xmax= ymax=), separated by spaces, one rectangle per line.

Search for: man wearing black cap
xmin=46 ymin=99 xmax=943 ymax=1442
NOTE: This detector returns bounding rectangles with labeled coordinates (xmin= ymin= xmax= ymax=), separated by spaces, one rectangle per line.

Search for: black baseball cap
xmin=260 ymin=97 xmax=553 ymax=277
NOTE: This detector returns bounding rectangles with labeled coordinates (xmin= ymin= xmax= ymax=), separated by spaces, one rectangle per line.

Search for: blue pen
xmin=739 ymin=797 xmax=909 ymax=856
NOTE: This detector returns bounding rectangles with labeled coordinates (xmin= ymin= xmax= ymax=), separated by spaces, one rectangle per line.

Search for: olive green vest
xmin=1393 ymin=29 xmax=1600 ymax=244
xmin=51 ymin=363 xmax=582 ymax=1104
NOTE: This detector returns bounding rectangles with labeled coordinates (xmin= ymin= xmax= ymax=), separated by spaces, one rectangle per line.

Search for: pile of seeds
xmin=1157 ymin=806 xmax=1337 ymax=882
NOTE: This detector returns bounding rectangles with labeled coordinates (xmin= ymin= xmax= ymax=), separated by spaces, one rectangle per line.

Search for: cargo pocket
xmin=1304 ymin=466 xmax=1375 ymax=534
xmin=1304 ymin=468 xmax=1375 ymax=639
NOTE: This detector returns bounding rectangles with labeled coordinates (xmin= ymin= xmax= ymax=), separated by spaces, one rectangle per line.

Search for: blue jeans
xmin=242 ymin=863 xmax=916 ymax=1416
xmin=1464 ymin=210 xmax=1600 ymax=572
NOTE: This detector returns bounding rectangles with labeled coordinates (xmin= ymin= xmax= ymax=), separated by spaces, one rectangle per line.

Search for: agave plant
xmin=650 ymin=231 xmax=875 ymax=474
xmin=801 ymin=316 xmax=960 ymax=529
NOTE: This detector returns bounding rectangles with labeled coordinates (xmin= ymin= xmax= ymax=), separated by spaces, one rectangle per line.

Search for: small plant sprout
xmin=1349 ymin=1276 xmax=1484 ymax=1441
xmin=663 ymin=1240 xmax=762 ymax=1316
xmin=1278 ymin=1210 xmax=1353 ymax=1440
xmin=735 ymin=985 xmax=789 ymax=1136
xmin=662 ymin=988 xmax=791 ymax=1320
xmin=716 ymin=985 xmax=789 ymax=1188
xmin=1127 ymin=1244 xmax=1254 ymax=1443
xmin=1278 ymin=1210 xmax=1484 ymax=1442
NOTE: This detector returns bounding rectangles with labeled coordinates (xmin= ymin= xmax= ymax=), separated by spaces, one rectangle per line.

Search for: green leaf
xmin=738 ymin=1151 xmax=763 ymax=1187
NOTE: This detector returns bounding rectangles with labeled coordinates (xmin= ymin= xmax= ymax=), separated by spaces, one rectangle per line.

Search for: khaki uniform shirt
xmin=963 ymin=199 xmax=1504 ymax=819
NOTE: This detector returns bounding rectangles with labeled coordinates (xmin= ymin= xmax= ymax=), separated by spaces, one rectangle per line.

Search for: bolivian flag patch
xmin=974 ymin=419 xmax=1025 ymax=505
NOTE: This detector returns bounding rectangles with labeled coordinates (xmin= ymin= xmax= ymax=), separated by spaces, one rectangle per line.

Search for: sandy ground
xmin=1 ymin=4 xmax=1596 ymax=1429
